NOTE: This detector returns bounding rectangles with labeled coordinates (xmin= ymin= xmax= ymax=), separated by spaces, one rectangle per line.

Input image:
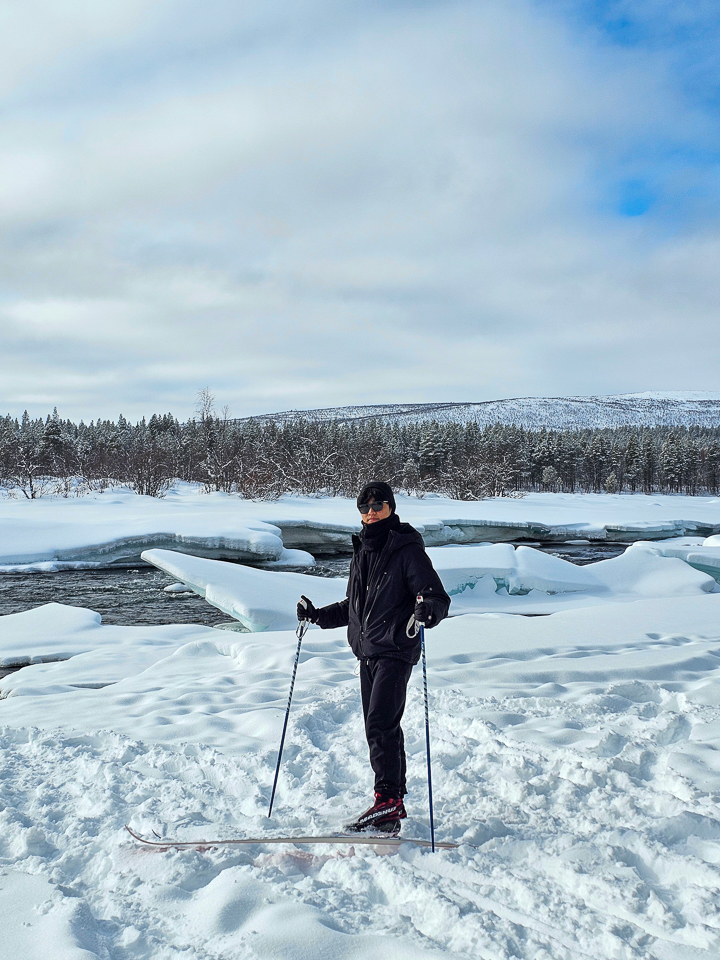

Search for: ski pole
xmin=417 ymin=595 xmax=436 ymax=853
xmin=268 ymin=617 xmax=309 ymax=818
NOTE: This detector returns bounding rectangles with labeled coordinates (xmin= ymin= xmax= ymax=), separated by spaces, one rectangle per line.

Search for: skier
xmin=296 ymin=481 xmax=450 ymax=834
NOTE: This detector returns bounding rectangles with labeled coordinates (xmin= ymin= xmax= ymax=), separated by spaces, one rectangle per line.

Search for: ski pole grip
xmin=415 ymin=595 xmax=425 ymax=628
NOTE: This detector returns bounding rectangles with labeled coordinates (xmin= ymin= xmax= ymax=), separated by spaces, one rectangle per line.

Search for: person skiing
xmin=296 ymin=481 xmax=450 ymax=834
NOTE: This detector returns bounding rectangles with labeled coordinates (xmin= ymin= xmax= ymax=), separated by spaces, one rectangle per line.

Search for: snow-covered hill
xmin=238 ymin=392 xmax=720 ymax=430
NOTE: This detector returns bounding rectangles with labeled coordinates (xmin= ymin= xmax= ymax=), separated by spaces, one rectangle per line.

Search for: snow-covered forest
xmin=1 ymin=408 xmax=720 ymax=499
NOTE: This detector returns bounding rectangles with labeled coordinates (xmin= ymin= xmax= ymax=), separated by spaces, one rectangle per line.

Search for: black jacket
xmin=316 ymin=521 xmax=450 ymax=663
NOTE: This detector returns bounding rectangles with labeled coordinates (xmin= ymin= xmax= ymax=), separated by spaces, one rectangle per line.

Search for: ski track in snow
xmin=2 ymin=669 xmax=720 ymax=959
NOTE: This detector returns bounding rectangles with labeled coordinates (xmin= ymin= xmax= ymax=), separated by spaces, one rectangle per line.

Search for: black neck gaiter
xmin=360 ymin=511 xmax=400 ymax=551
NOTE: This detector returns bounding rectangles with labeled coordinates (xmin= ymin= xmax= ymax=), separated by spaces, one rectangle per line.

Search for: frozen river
xmin=0 ymin=542 xmax=626 ymax=627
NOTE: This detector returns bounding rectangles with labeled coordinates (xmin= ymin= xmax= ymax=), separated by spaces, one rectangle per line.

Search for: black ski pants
xmin=359 ymin=656 xmax=413 ymax=798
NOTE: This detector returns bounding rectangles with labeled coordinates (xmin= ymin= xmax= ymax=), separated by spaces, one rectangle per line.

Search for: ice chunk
xmin=510 ymin=546 xmax=599 ymax=594
xmin=144 ymin=540 xmax=720 ymax=629
xmin=685 ymin=550 xmax=720 ymax=580
xmin=629 ymin=537 xmax=720 ymax=583
xmin=142 ymin=549 xmax=346 ymax=632
xmin=0 ymin=603 xmax=101 ymax=667
xmin=0 ymin=602 xmax=206 ymax=692
xmin=426 ymin=544 xmax=516 ymax=594
xmin=427 ymin=543 xmax=596 ymax=595
xmin=591 ymin=543 xmax=718 ymax=597
xmin=258 ymin=547 xmax=316 ymax=568
xmin=3 ymin=486 xmax=720 ymax=570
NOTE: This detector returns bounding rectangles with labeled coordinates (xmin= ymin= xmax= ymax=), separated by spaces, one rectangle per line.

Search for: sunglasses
xmin=358 ymin=501 xmax=388 ymax=514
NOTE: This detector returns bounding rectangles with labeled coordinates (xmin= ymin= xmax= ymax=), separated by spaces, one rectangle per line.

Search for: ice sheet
xmin=2 ymin=485 xmax=720 ymax=569
xmin=632 ymin=535 xmax=720 ymax=581
xmin=142 ymin=542 xmax=718 ymax=630
xmin=142 ymin=548 xmax=347 ymax=631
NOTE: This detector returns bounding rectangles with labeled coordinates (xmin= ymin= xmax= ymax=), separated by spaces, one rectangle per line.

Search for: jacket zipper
xmin=350 ymin=539 xmax=368 ymax=659
xmin=361 ymin=535 xmax=394 ymax=642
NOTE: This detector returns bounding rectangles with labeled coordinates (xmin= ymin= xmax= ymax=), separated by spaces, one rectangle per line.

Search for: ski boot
xmin=344 ymin=793 xmax=407 ymax=836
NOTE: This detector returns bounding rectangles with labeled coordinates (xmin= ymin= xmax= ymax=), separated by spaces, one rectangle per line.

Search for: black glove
xmin=297 ymin=595 xmax=319 ymax=623
xmin=414 ymin=599 xmax=433 ymax=626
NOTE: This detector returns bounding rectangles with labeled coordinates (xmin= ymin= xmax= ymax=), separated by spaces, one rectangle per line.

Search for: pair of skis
xmin=125 ymin=825 xmax=457 ymax=850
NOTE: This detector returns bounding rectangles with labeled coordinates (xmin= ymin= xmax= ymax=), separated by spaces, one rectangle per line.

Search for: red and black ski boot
xmin=344 ymin=793 xmax=407 ymax=835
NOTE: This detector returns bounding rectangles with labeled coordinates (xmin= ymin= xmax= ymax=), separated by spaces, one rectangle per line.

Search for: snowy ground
xmin=2 ymin=593 xmax=720 ymax=958
xmin=2 ymin=484 xmax=720 ymax=569
xmin=2 ymin=491 xmax=720 ymax=958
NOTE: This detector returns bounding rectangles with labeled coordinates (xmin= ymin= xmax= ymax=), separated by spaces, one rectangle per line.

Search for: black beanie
xmin=356 ymin=480 xmax=396 ymax=513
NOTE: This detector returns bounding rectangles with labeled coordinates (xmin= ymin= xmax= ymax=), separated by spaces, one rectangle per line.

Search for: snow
xmin=142 ymin=541 xmax=718 ymax=629
xmin=1 ymin=485 xmax=720 ymax=570
xmin=0 ymin=485 xmax=286 ymax=568
xmin=0 ymin=870 xmax=99 ymax=960
xmin=3 ymin=492 xmax=720 ymax=958
xmin=239 ymin=391 xmax=720 ymax=430
xmin=142 ymin=548 xmax=347 ymax=632
xmin=3 ymin=592 xmax=720 ymax=957
xmin=259 ymin=547 xmax=316 ymax=568
xmin=0 ymin=603 xmax=214 ymax=688
xmin=635 ymin=536 xmax=720 ymax=581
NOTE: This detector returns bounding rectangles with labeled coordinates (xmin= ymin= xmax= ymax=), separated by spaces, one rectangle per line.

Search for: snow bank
xmin=0 ymin=485 xmax=286 ymax=568
xmin=1 ymin=485 xmax=720 ymax=569
xmin=0 ymin=602 xmax=216 ymax=687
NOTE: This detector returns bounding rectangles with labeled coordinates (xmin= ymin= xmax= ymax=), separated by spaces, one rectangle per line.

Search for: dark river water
xmin=0 ymin=542 xmax=626 ymax=628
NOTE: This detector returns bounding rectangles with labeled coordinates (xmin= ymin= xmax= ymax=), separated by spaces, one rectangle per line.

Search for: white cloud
xmin=0 ymin=0 xmax=157 ymax=98
xmin=0 ymin=0 xmax=718 ymax=420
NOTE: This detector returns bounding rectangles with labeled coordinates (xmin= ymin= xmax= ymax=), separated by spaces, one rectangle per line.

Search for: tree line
xmin=1 ymin=406 xmax=719 ymax=499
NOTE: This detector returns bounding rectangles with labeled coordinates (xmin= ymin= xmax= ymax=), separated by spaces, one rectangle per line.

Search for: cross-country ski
xmin=125 ymin=825 xmax=459 ymax=850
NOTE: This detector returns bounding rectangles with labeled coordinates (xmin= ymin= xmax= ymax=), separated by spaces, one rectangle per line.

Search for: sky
xmin=0 ymin=0 xmax=719 ymax=422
